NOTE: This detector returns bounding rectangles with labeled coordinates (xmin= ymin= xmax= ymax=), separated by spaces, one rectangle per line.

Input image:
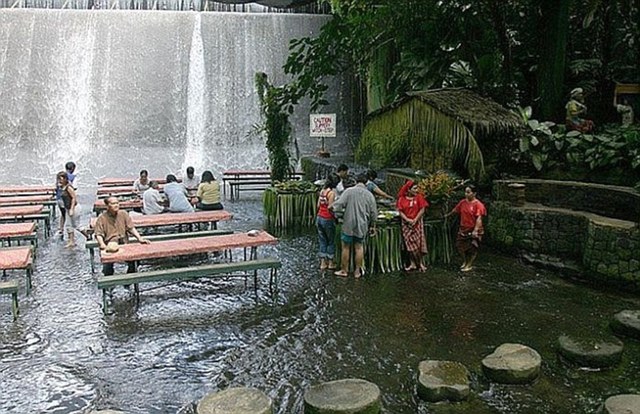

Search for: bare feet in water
xmin=334 ymin=270 xmax=348 ymax=277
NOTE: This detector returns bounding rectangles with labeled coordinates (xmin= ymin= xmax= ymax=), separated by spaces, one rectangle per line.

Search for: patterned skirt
xmin=401 ymin=218 xmax=427 ymax=254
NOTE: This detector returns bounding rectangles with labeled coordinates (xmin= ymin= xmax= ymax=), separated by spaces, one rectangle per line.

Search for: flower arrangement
xmin=416 ymin=170 xmax=458 ymax=204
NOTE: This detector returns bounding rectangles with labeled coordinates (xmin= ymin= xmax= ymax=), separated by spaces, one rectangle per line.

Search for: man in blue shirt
xmin=164 ymin=174 xmax=194 ymax=213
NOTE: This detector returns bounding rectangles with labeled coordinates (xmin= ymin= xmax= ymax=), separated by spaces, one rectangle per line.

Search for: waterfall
xmin=0 ymin=9 xmax=353 ymax=184
xmin=182 ymin=13 xmax=207 ymax=174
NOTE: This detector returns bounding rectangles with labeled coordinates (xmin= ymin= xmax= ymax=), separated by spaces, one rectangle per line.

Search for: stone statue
xmin=565 ymin=88 xmax=595 ymax=133
xmin=614 ymin=96 xmax=635 ymax=126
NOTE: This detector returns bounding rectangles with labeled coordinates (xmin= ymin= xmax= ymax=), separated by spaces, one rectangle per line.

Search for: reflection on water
xmin=0 ymin=194 xmax=639 ymax=413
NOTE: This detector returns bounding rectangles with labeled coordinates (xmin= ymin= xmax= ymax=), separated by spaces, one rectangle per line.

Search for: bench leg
xmin=134 ymin=284 xmax=140 ymax=307
xmin=250 ymin=246 xmax=258 ymax=260
xmin=89 ymin=249 xmax=95 ymax=273
xmin=253 ymin=269 xmax=258 ymax=289
xmin=26 ymin=267 xmax=32 ymax=296
xmin=11 ymin=292 xmax=19 ymax=320
xmin=102 ymin=289 xmax=109 ymax=314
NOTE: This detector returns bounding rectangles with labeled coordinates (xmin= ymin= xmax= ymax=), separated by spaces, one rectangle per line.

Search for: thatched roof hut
xmin=356 ymin=88 xmax=522 ymax=179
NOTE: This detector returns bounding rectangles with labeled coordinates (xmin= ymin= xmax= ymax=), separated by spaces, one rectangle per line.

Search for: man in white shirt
xmin=182 ymin=166 xmax=201 ymax=191
xmin=142 ymin=181 xmax=166 ymax=215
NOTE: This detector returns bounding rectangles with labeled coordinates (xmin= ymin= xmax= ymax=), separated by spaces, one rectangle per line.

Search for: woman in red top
xmin=316 ymin=173 xmax=340 ymax=270
xmin=445 ymin=185 xmax=487 ymax=272
xmin=397 ymin=180 xmax=429 ymax=271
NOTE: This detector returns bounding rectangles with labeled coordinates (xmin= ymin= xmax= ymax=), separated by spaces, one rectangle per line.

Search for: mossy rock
xmin=197 ymin=387 xmax=273 ymax=414
xmin=304 ymin=378 xmax=381 ymax=414
xmin=481 ymin=343 xmax=541 ymax=385
xmin=557 ymin=335 xmax=623 ymax=368
xmin=598 ymin=394 xmax=640 ymax=414
xmin=417 ymin=360 xmax=470 ymax=402
xmin=610 ymin=310 xmax=640 ymax=339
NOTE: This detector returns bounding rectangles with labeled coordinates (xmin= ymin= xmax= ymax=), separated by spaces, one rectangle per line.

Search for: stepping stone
xmin=417 ymin=360 xmax=470 ymax=402
xmin=482 ymin=343 xmax=541 ymax=384
xmin=197 ymin=387 xmax=273 ymax=414
xmin=304 ymin=378 xmax=381 ymax=414
xmin=610 ymin=310 xmax=640 ymax=339
xmin=90 ymin=411 xmax=124 ymax=414
xmin=558 ymin=335 xmax=624 ymax=368
xmin=599 ymin=394 xmax=640 ymax=414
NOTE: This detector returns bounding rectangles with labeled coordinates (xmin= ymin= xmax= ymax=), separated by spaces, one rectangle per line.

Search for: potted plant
xmin=416 ymin=170 xmax=458 ymax=218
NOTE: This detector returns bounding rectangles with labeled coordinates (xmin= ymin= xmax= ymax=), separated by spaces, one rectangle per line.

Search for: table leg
xmin=11 ymin=292 xmax=19 ymax=320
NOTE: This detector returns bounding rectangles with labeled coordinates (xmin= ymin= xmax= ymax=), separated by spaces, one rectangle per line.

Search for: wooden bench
xmin=97 ymin=258 xmax=281 ymax=313
xmin=85 ymin=229 xmax=234 ymax=272
xmin=0 ymin=280 xmax=19 ymax=320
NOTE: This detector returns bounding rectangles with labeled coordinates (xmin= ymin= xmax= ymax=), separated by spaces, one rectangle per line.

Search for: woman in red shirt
xmin=316 ymin=173 xmax=340 ymax=270
xmin=445 ymin=185 xmax=487 ymax=272
xmin=397 ymin=180 xmax=429 ymax=271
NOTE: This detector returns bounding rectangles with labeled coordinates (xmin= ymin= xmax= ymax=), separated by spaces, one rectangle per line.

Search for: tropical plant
xmin=254 ymin=72 xmax=293 ymax=182
xmin=416 ymin=171 xmax=458 ymax=204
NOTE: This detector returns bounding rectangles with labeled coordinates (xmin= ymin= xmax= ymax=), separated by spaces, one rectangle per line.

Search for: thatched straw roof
xmin=370 ymin=88 xmax=522 ymax=136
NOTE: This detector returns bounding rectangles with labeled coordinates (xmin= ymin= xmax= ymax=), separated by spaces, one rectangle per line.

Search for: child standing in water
xmin=57 ymin=171 xmax=81 ymax=248
xmin=55 ymin=161 xmax=77 ymax=238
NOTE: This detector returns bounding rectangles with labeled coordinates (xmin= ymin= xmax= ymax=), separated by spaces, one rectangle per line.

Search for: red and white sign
xmin=310 ymin=114 xmax=336 ymax=137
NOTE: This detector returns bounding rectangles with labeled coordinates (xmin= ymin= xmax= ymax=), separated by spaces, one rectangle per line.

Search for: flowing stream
xmin=0 ymin=193 xmax=639 ymax=413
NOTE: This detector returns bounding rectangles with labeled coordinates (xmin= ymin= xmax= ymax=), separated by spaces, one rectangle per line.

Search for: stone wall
xmin=494 ymin=179 xmax=640 ymax=223
xmin=487 ymin=202 xmax=640 ymax=290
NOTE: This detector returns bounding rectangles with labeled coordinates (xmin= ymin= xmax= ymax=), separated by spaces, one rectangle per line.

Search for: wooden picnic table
xmin=0 ymin=205 xmax=51 ymax=237
xmin=0 ymin=195 xmax=54 ymax=205
xmin=0 ymin=205 xmax=44 ymax=217
xmin=222 ymin=170 xmax=304 ymax=200
xmin=90 ymin=210 xmax=233 ymax=230
xmin=0 ymin=223 xmax=37 ymax=247
xmin=93 ymin=199 xmax=142 ymax=214
xmin=0 ymin=185 xmax=56 ymax=196
xmin=0 ymin=246 xmax=34 ymax=294
xmin=96 ymin=185 xmax=164 ymax=196
xmin=98 ymin=178 xmax=173 ymax=187
xmin=100 ymin=231 xmax=276 ymax=264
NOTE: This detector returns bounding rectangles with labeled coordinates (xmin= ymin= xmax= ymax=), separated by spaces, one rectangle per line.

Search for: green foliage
xmin=254 ymin=73 xmax=293 ymax=182
xmin=516 ymin=106 xmax=640 ymax=177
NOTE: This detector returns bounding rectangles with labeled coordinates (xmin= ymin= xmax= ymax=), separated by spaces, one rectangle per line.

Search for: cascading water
xmin=182 ymin=13 xmax=207 ymax=174
xmin=0 ymin=9 xmax=352 ymax=184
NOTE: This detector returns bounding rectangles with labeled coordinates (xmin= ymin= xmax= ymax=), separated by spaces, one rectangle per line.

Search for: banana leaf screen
xmin=263 ymin=187 xmax=317 ymax=231
xmin=333 ymin=218 xmax=455 ymax=273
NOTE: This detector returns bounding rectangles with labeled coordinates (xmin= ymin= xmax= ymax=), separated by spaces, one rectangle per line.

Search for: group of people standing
xmin=315 ymin=165 xmax=486 ymax=277
xmin=132 ymin=166 xmax=224 ymax=215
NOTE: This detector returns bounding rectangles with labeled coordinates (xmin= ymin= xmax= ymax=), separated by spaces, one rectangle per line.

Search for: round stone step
xmin=197 ymin=387 xmax=273 ymax=414
xmin=417 ymin=360 xmax=470 ymax=402
xmin=599 ymin=394 xmax=640 ymax=414
xmin=558 ymin=335 xmax=624 ymax=368
xmin=610 ymin=310 xmax=640 ymax=339
xmin=89 ymin=411 xmax=124 ymax=414
xmin=304 ymin=378 xmax=381 ymax=414
xmin=481 ymin=343 xmax=541 ymax=384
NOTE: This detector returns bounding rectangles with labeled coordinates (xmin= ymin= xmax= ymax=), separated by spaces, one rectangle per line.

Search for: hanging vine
xmin=254 ymin=72 xmax=293 ymax=182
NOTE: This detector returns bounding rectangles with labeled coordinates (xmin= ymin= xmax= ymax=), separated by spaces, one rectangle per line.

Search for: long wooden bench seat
xmin=0 ymin=280 xmax=19 ymax=320
xmin=85 ymin=229 xmax=233 ymax=272
xmin=97 ymin=258 xmax=281 ymax=313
